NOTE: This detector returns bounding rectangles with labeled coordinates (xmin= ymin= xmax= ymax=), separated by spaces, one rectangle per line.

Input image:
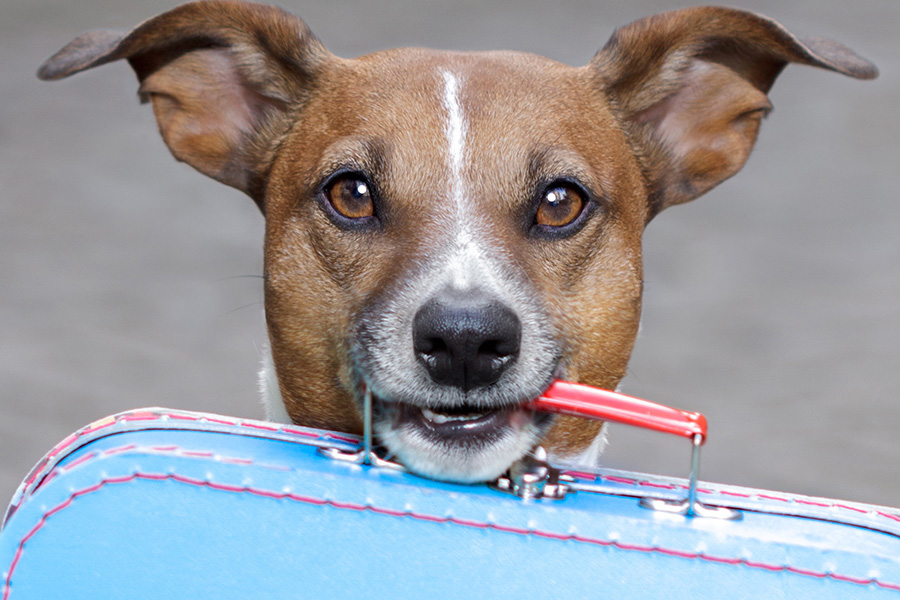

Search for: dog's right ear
xmin=38 ymin=0 xmax=334 ymax=208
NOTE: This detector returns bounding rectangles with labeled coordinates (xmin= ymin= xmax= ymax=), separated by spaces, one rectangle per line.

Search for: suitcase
xmin=2 ymin=385 xmax=899 ymax=599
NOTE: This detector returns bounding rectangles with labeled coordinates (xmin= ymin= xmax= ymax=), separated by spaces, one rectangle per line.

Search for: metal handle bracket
xmin=530 ymin=382 xmax=740 ymax=520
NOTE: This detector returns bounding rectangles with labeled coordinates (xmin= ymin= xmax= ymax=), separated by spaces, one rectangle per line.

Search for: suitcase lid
xmin=3 ymin=406 xmax=900 ymax=600
xmin=4 ymin=383 xmax=900 ymax=598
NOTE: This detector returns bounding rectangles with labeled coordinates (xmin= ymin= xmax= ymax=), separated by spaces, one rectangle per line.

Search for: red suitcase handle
xmin=528 ymin=381 xmax=707 ymax=444
xmin=351 ymin=379 xmax=735 ymax=518
xmin=526 ymin=381 xmax=739 ymax=519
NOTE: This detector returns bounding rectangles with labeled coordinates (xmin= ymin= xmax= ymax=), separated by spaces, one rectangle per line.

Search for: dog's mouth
xmin=370 ymin=394 xmax=552 ymax=482
xmin=396 ymin=402 xmax=534 ymax=440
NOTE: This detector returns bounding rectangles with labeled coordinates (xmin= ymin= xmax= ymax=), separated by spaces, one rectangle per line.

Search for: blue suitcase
xmin=2 ymin=389 xmax=899 ymax=599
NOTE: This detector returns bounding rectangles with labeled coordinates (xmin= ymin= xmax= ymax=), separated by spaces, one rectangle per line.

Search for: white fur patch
xmin=375 ymin=413 xmax=544 ymax=483
xmin=442 ymin=70 xmax=466 ymax=196
xmin=547 ymin=423 xmax=609 ymax=469
xmin=259 ymin=345 xmax=290 ymax=423
xmin=441 ymin=70 xmax=488 ymax=292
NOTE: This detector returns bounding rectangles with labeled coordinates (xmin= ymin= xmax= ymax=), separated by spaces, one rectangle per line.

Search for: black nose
xmin=413 ymin=291 xmax=521 ymax=392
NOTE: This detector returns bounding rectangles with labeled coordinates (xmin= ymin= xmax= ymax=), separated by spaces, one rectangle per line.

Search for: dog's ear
xmin=591 ymin=7 xmax=877 ymax=220
xmin=38 ymin=0 xmax=333 ymax=208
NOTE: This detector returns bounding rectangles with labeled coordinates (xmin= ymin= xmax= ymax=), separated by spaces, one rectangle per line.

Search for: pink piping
xmin=27 ymin=410 xmax=900 ymax=526
xmin=4 ymin=465 xmax=899 ymax=598
xmin=565 ymin=471 xmax=900 ymax=521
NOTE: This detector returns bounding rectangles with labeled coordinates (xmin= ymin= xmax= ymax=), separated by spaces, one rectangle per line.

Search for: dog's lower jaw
xmin=259 ymin=346 xmax=606 ymax=481
xmin=374 ymin=403 xmax=548 ymax=483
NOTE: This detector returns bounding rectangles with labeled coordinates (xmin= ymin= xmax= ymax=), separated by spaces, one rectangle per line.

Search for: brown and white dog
xmin=39 ymin=2 xmax=876 ymax=482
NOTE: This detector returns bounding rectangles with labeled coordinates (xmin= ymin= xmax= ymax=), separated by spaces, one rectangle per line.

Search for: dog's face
xmin=264 ymin=51 xmax=645 ymax=480
xmin=40 ymin=1 xmax=875 ymax=482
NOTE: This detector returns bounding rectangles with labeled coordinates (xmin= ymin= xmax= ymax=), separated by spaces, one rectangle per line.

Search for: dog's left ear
xmin=591 ymin=7 xmax=877 ymax=220
xmin=38 ymin=1 xmax=334 ymax=208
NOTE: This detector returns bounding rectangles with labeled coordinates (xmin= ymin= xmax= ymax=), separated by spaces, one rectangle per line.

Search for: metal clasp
xmin=317 ymin=388 xmax=405 ymax=471
xmin=492 ymin=447 xmax=571 ymax=500
xmin=638 ymin=433 xmax=741 ymax=520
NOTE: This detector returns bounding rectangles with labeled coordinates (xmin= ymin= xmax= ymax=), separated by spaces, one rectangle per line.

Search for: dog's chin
xmin=371 ymin=398 xmax=552 ymax=483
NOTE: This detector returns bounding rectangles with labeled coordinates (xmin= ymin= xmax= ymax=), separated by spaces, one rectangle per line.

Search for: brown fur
xmin=39 ymin=1 xmax=876 ymax=475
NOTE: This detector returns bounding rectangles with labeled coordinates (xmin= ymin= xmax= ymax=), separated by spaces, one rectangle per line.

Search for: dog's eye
xmin=535 ymin=185 xmax=585 ymax=228
xmin=326 ymin=175 xmax=374 ymax=220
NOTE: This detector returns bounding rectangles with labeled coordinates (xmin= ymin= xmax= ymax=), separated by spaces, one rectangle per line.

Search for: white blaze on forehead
xmin=442 ymin=70 xmax=466 ymax=186
xmin=440 ymin=69 xmax=498 ymax=292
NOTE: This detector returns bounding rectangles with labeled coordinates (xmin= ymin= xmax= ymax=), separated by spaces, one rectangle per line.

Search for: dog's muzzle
xmin=357 ymin=288 xmax=557 ymax=482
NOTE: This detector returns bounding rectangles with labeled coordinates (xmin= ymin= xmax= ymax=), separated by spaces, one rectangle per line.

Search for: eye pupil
xmin=327 ymin=175 xmax=374 ymax=219
xmin=536 ymin=185 xmax=584 ymax=228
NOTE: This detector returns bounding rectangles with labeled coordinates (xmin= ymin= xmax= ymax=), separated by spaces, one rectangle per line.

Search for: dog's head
xmin=40 ymin=1 xmax=875 ymax=482
xmin=261 ymin=50 xmax=651 ymax=480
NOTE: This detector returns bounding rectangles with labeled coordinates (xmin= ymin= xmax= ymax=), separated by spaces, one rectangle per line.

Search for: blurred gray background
xmin=2 ymin=0 xmax=897 ymax=508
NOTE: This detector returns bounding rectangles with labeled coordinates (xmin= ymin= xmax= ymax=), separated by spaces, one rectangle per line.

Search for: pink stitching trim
xmin=119 ymin=413 xmax=159 ymax=422
xmin=759 ymin=494 xmax=791 ymax=503
xmin=38 ymin=410 xmax=355 ymax=465
xmin=180 ymin=451 xmax=214 ymax=458
xmin=204 ymin=417 xmax=238 ymax=426
xmin=148 ymin=445 xmax=178 ymax=452
xmin=60 ymin=452 xmax=96 ymax=471
xmin=23 ymin=410 xmax=359 ymax=497
xmin=565 ymin=471 xmax=900 ymax=524
xmin=720 ymin=490 xmax=754 ymax=498
xmin=102 ymin=444 xmax=137 ymax=456
xmin=167 ymin=414 xmax=200 ymax=422
xmin=241 ymin=422 xmax=279 ymax=432
xmin=836 ymin=504 xmax=869 ymax=514
xmin=280 ymin=426 xmax=319 ymax=439
xmin=323 ymin=433 xmax=359 ymax=444
xmin=4 ymin=468 xmax=900 ymax=598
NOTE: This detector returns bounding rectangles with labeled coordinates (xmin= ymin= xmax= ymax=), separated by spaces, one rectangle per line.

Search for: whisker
xmin=215 ymin=274 xmax=265 ymax=282
xmin=220 ymin=301 xmax=263 ymax=317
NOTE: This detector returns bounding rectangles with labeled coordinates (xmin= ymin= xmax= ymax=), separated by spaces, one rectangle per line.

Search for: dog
xmin=39 ymin=1 xmax=876 ymax=483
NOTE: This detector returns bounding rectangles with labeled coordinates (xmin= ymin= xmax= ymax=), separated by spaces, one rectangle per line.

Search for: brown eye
xmin=326 ymin=175 xmax=374 ymax=219
xmin=535 ymin=185 xmax=585 ymax=228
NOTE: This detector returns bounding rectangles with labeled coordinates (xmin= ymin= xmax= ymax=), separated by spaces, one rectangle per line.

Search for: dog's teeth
xmin=421 ymin=408 xmax=485 ymax=424
xmin=422 ymin=409 xmax=450 ymax=424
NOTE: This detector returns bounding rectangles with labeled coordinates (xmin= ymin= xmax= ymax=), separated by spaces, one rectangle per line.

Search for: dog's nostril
xmin=416 ymin=337 xmax=451 ymax=370
xmin=413 ymin=294 xmax=521 ymax=392
xmin=478 ymin=339 xmax=517 ymax=360
xmin=416 ymin=337 xmax=447 ymax=356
